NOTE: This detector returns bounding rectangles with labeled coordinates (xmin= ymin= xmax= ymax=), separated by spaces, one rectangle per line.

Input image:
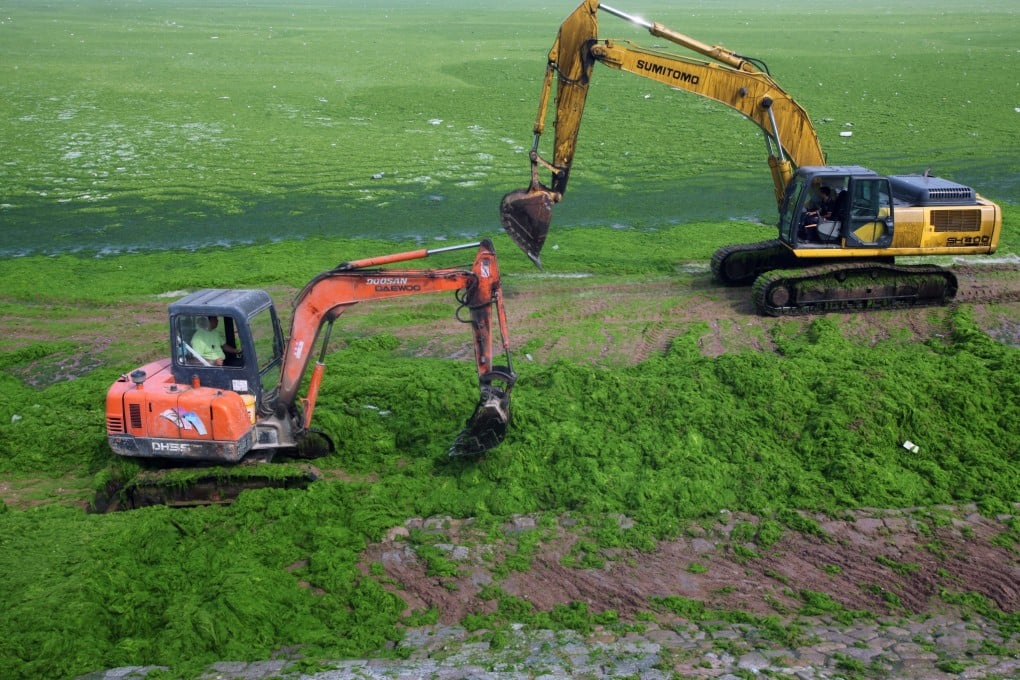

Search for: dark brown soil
xmin=364 ymin=505 xmax=1019 ymax=625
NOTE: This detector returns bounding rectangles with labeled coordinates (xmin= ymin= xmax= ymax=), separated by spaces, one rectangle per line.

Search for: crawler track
xmin=711 ymin=239 xmax=895 ymax=288
xmin=751 ymin=262 xmax=958 ymax=316
xmin=89 ymin=463 xmax=321 ymax=512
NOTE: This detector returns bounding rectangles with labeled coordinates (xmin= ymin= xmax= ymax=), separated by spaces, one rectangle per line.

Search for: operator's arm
xmin=216 ymin=325 xmax=240 ymax=357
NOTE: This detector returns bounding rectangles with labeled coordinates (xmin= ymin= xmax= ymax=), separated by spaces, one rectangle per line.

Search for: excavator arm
xmin=271 ymin=239 xmax=515 ymax=457
xmin=501 ymin=0 xmax=825 ymax=265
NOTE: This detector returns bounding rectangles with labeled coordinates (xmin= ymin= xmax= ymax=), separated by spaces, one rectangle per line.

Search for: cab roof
xmin=168 ymin=289 xmax=273 ymax=319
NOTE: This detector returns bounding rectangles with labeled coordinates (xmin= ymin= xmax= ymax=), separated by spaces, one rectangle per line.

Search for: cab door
xmin=777 ymin=173 xmax=811 ymax=245
xmin=844 ymin=178 xmax=894 ymax=248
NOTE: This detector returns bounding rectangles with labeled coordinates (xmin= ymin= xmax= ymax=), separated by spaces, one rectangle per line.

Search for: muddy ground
xmin=401 ymin=259 xmax=1020 ymax=366
xmin=4 ymin=256 xmax=1020 ymax=631
xmin=365 ymin=505 xmax=1019 ymax=631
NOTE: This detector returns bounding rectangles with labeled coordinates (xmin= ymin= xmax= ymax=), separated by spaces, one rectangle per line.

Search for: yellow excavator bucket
xmin=499 ymin=186 xmax=557 ymax=268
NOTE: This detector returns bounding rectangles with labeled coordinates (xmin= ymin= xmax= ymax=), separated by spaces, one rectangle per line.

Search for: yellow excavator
xmin=501 ymin=0 xmax=1002 ymax=315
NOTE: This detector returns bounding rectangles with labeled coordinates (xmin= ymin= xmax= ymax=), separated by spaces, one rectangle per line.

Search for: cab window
xmin=249 ymin=306 xmax=283 ymax=391
xmin=175 ymin=315 xmax=241 ymax=367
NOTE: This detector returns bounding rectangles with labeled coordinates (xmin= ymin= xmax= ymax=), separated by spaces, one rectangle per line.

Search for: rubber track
xmin=751 ymin=262 xmax=958 ymax=316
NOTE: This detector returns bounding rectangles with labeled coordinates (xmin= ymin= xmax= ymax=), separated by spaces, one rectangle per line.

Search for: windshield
xmin=778 ymin=175 xmax=810 ymax=242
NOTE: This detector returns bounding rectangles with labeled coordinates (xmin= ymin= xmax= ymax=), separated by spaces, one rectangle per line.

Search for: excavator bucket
xmin=450 ymin=369 xmax=516 ymax=457
xmin=294 ymin=429 xmax=335 ymax=459
xmin=499 ymin=186 xmax=557 ymax=268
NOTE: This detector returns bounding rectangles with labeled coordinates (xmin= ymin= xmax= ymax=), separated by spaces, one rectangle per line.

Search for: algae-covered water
xmin=2 ymin=0 xmax=1017 ymax=256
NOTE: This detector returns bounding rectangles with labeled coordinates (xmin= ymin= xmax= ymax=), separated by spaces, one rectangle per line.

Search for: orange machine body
xmin=106 ymin=359 xmax=255 ymax=461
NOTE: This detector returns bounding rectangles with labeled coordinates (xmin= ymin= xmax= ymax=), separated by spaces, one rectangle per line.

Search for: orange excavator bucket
xmin=450 ymin=368 xmax=515 ymax=457
xmin=500 ymin=185 xmax=558 ymax=268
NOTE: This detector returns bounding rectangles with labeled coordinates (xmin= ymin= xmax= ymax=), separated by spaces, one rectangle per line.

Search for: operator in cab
xmin=801 ymin=185 xmax=835 ymax=242
xmin=190 ymin=315 xmax=238 ymax=366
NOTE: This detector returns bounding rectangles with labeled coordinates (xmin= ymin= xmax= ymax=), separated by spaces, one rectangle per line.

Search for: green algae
xmin=1 ymin=207 xmax=1018 ymax=680
xmin=0 ymin=304 xmax=1017 ymax=677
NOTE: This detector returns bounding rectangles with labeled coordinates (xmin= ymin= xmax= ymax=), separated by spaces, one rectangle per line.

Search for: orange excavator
xmin=501 ymin=1 xmax=1001 ymax=315
xmin=98 ymin=240 xmax=515 ymax=510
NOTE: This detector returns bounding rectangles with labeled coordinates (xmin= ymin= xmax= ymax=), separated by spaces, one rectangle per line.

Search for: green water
xmin=1 ymin=0 xmax=1017 ymax=256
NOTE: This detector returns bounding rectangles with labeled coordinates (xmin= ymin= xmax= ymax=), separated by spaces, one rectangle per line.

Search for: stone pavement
xmin=83 ymin=611 xmax=1020 ymax=679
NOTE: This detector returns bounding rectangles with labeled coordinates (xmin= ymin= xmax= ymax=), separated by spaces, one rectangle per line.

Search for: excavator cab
xmin=780 ymin=167 xmax=895 ymax=250
xmin=105 ymin=289 xmax=286 ymax=463
xmin=170 ymin=289 xmax=284 ymax=405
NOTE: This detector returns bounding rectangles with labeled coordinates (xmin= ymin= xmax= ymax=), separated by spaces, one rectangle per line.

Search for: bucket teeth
xmin=450 ymin=400 xmax=509 ymax=457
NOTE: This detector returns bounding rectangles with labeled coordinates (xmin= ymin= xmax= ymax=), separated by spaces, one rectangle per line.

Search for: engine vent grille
xmin=106 ymin=416 xmax=125 ymax=434
xmin=889 ymin=174 xmax=977 ymax=206
xmin=129 ymin=403 xmax=143 ymax=430
xmin=927 ymin=186 xmax=976 ymax=202
xmin=932 ymin=210 xmax=982 ymax=232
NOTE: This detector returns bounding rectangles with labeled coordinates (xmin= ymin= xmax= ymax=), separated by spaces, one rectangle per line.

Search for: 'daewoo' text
xmin=367 ymin=277 xmax=422 ymax=292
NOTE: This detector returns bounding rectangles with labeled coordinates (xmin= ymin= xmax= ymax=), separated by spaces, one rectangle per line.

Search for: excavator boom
xmin=273 ymin=239 xmax=515 ymax=458
xmin=501 ymin=0 xmax=824 ymax=265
